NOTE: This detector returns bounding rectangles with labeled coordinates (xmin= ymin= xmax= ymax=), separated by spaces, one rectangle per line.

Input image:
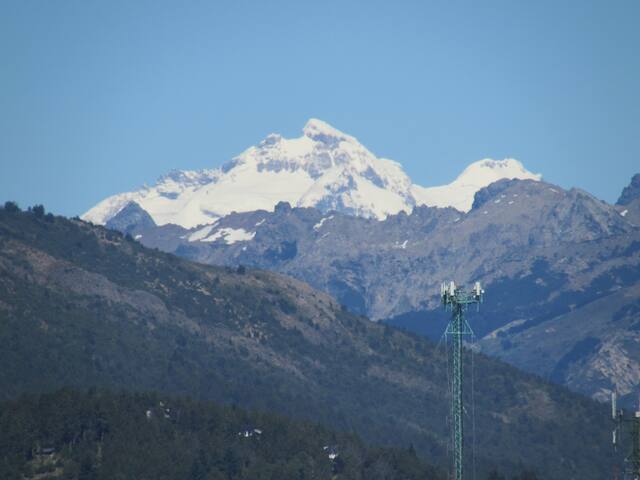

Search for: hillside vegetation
xmin=0 ymin=389 xmax=443 ymax=480
xmin=124 ymin=176 xmax=640 ymax=404
xmin=0 ymin=204 xmax=619 ymax=479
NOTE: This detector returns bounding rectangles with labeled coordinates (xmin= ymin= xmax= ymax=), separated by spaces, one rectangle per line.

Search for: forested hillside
xmin=122 ymin=175 xmax=640 ymax=404
xmin=0 ymin=204 xmax=619 ymax=479
xmin=0 ymin=389 xmax=442 ymax=480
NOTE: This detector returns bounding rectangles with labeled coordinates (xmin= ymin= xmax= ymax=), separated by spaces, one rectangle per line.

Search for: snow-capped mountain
xmin=412 ymin=158 xmax=542 ymax=212
xmin=82 ymin=119 xmax=541 ymax=228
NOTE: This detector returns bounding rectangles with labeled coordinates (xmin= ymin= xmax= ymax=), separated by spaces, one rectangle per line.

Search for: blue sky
xmin=1 ymin=0 xmax=638 ymax=216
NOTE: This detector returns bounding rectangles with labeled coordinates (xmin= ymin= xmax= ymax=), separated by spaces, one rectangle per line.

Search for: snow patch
xmin=188 ymin=223 xmax=218 ymax=242
xmin=313 ymin=215 xmax=334 ymax=231
xmin=202 ymin=227 xmax=256 ymax=244
xmin=189 ymin=225 xmax=215 ymax=242
xmin=621 ymin=209 xmax=628 ymax=217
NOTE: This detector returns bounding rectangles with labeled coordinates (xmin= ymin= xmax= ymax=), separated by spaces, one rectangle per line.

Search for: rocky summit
xmin=82 ymin=119 xmax=540 ymax=228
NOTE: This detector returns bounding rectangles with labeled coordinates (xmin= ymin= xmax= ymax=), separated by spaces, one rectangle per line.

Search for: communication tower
xmin=612 ymin=391 xmax=640 ymax=480
xmin=440 ymin=281 xmax=484 ymax=480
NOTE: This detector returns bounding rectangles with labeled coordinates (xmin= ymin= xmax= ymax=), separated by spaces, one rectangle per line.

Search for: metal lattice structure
xmin=440 ymin=281 xmax=484 ymax=480
xmin=612 ymin=392 xmax=640 ymax=480
xmin=631 ymin=417 xmax=640 ymax=480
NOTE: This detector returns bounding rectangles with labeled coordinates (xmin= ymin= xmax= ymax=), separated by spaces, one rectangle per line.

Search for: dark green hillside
xmin=0 ymin=205 xmax=619 ymax=479
xmin=0 ymin=389 xmax=441 ymax=480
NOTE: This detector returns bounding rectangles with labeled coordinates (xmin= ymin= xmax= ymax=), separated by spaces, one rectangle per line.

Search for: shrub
xmin=31 ymin=204 xmax=45 ymax=217
xmin=3 ymin=201 xmax=20 ymax=213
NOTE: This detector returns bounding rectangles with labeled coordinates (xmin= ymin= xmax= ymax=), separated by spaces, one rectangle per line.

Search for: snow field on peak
xmin=412 ymin=158 xmax=542 ymax=212
xmin=82 ymin=121 xmax=542 ymax=228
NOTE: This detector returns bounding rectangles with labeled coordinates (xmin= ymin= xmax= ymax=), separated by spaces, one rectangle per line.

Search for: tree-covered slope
xmin=0 ymin=389 xmax=442 ymax=480
xmin=0 ymin=205 xmax=619 ymax=479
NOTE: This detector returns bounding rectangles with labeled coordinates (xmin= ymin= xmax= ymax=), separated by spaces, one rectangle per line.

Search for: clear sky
xmin=1 ymin=0 xmax=638 ymax=216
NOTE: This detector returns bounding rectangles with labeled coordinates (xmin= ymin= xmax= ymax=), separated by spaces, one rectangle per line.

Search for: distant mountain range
xmin=0 ymin=207 xmax=619 ymax=480
xmin=82 ymin=119 xmax=540 ymax=227
xmin=103 ymin=168 xmax=640 ymax=407
xmin=81 ymin=120 xmax=639 ymax=406
xmin=79 ymin=119 xmax=639 ymax=411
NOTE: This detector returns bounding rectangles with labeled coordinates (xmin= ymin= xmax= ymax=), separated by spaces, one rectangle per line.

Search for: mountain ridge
xmin=82 ymin=119 xmax=540 ymax=228
xmin=112 ymin=175 xmax=640 ymax=405
xmin=0 ymin=204 xmax=619 ymax=479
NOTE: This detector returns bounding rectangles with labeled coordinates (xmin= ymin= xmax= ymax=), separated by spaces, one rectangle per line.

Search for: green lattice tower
xmin=612 ymin=393 xmax=640 ymax=480
xmin=630 ymin=414 xmax=640 ymax=480
xmin=441 ymin=282 xmax=484 ymax=480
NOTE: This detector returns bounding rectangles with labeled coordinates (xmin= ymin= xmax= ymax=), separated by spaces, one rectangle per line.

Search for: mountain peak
xmin=458 ymin=158 xmax=542 ymax=185
xmin=411 ymin=158 xmax=541 ymax=212
xmin=83 ymin=121 xmax=545 ymax=227
xmin=303 ymin=118 xmax=354 ymax=145
xmin=617 ymin=173 xmax=640 ymax=206
xmin=259 ymin=133 xmax=283 ymax=147
xmin=105 ymin=201 xmax=156 ymax=234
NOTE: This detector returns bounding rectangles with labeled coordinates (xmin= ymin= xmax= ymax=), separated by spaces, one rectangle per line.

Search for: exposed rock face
xmin=105 ymin=201 xmax=156 ymax=234
xmin=113 ymin=176 xmax=640 ymax=405
xmin=617 ymin=173 xmax=640 ymax=205
xmin=615 ymin=174 xmax=640 ymax=226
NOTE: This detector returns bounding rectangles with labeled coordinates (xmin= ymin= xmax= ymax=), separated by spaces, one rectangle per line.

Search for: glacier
xmin=82 ymin=119 xmax=541 ymax=228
